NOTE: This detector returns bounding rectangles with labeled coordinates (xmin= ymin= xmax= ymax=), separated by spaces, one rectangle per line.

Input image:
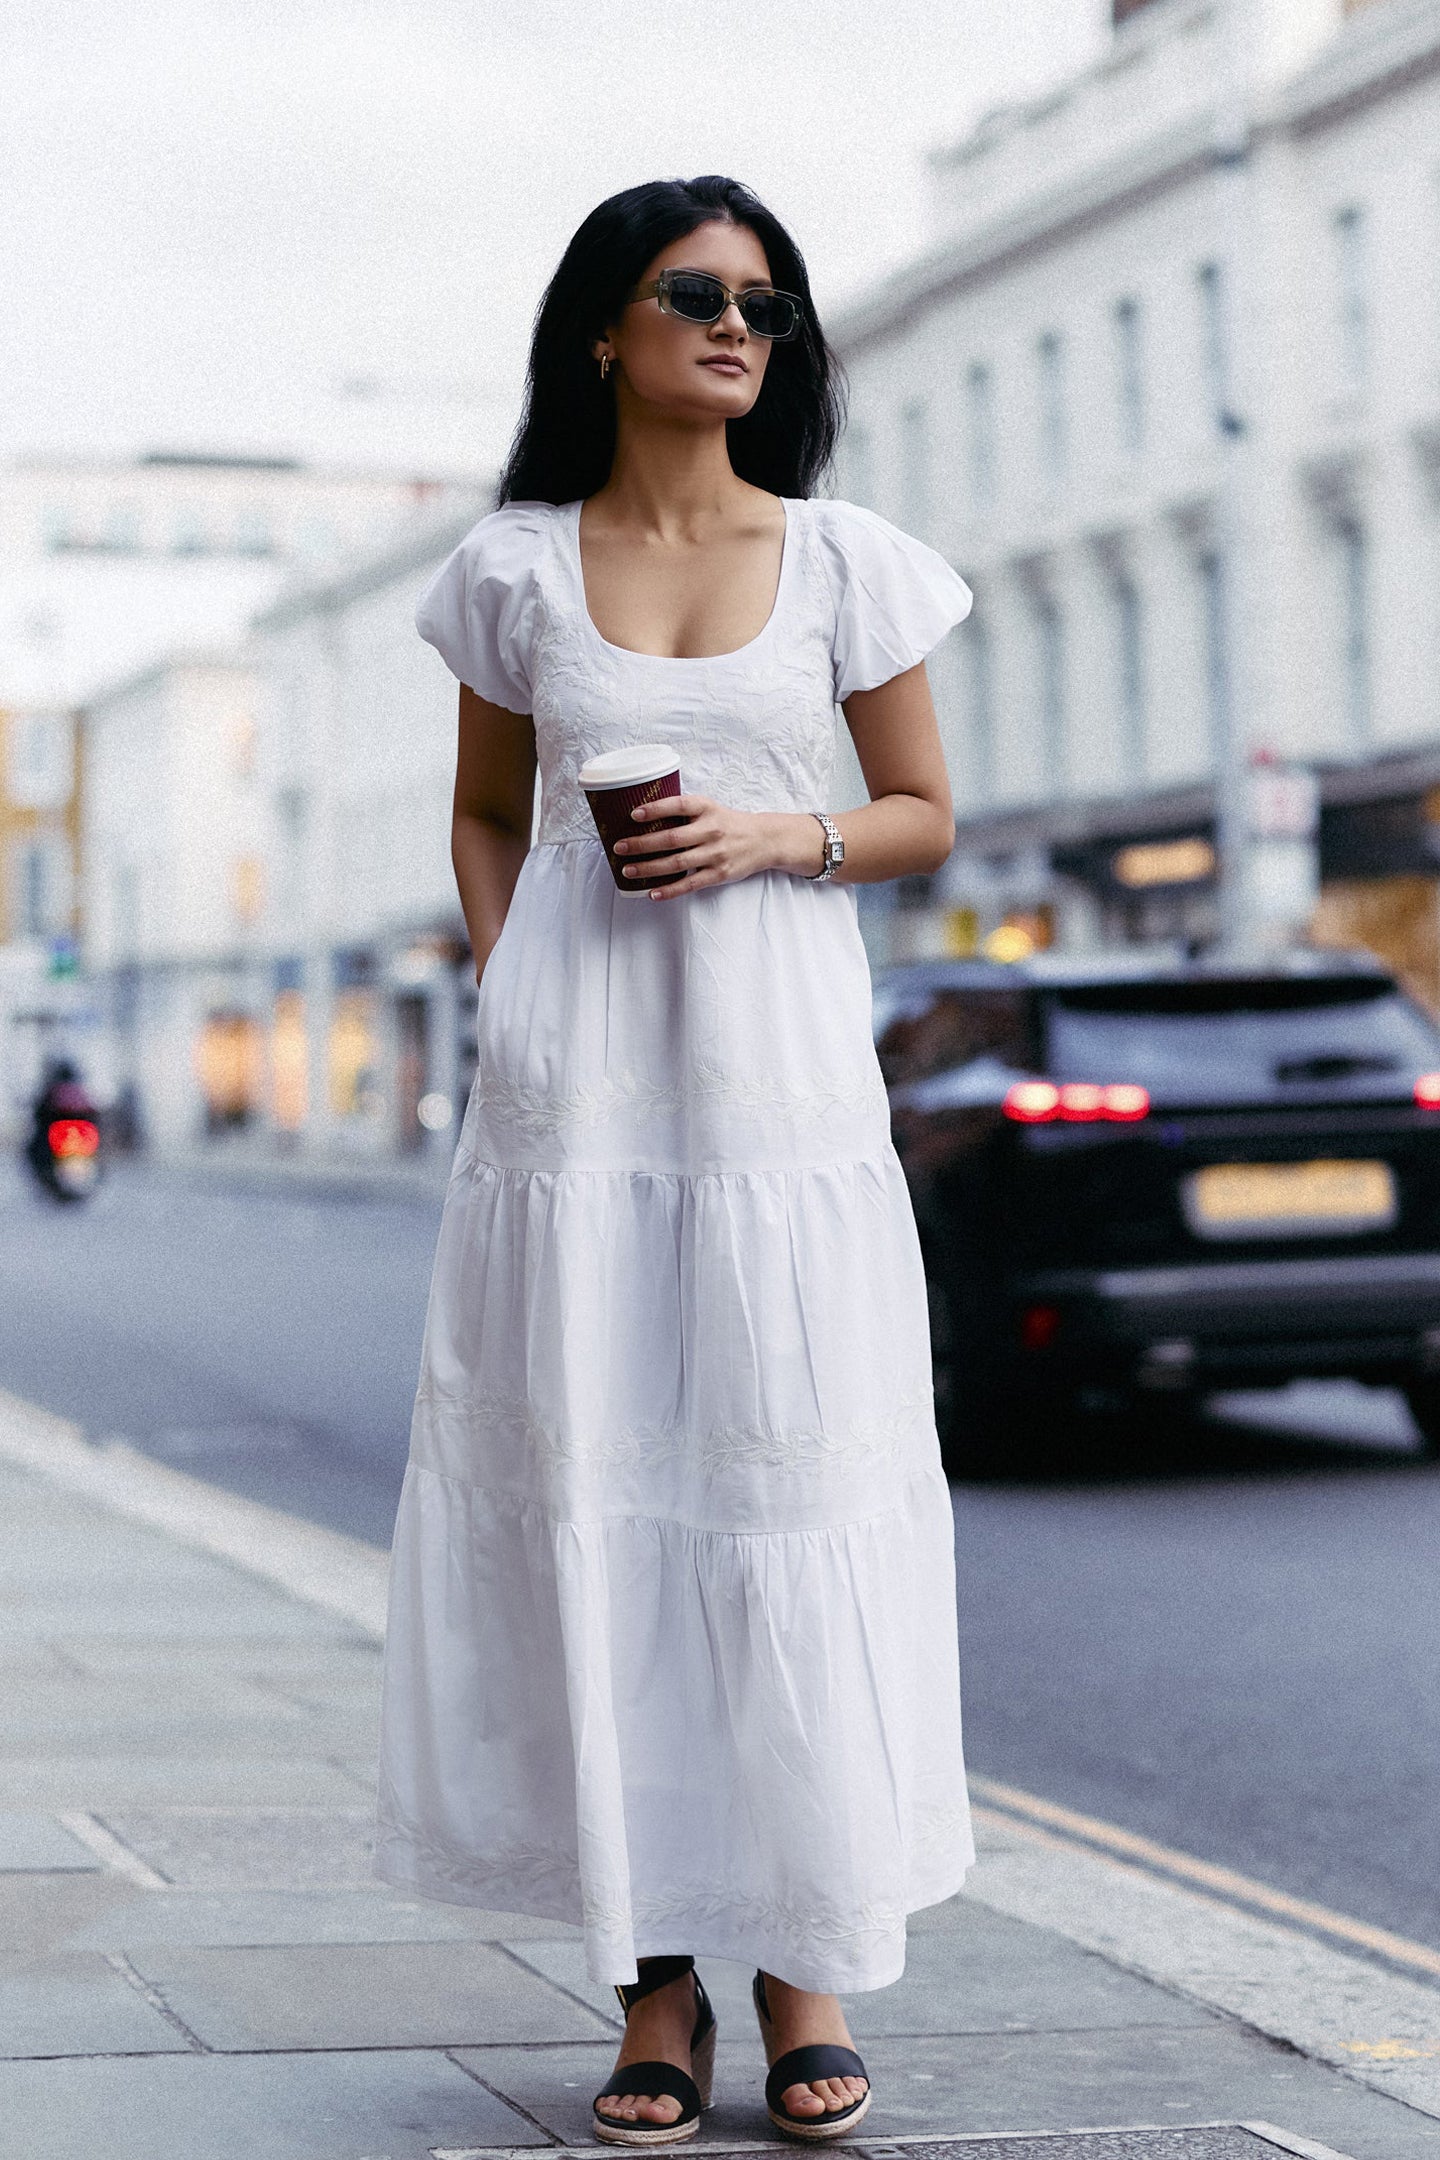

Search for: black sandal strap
xmin=614 ymin=1955 xmax=696 ymax=2015
xmin=765 ymin=2042 xmax=869 ymax=2119
xmin=592 ymin=2060 xmax=702 ymax=2123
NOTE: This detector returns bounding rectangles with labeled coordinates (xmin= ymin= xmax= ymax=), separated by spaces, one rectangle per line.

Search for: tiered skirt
xmin=374 ymin=838 xmax=974 ymax=1989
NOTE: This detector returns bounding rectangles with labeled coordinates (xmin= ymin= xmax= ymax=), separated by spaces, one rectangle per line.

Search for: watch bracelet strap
xmin=805 ymin=809 xmax=838 ymax=881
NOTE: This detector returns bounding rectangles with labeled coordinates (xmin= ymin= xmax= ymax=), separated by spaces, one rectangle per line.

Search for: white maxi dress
xmin=373 ymin=490 xmax=977 ymax=1992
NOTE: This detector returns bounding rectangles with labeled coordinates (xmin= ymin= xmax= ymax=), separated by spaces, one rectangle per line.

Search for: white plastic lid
xmin=577 ymin=744 xmax=680 ymax=790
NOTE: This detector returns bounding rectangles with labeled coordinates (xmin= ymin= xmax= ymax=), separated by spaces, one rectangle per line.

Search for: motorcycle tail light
xmin=48 ymin=1118 xmax=99 ymax=1159
xmin=1416 ymin=1073 xmax=1440 ymax=1108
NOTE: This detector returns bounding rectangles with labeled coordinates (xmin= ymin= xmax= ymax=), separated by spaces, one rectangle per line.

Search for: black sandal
xmin=592 ymin=1954 xmax=717 ymax=2146
xmin=751 ymin=1968 xmax=872 ymax=2141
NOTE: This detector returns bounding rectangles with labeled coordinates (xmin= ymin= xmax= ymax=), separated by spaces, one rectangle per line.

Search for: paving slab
xmin=0 ymin=1951 xmax=190 ymax=2059
xmin=668 ymin=2140 xmax=1335 ymax=2159
xmin=451 ymin=2029 xmax=1438 ymax=2159
xmin=98 ymin=1806 xmax=379 ymax=1889
xmin=0 ymin=1814 xmax=101 ymax=1873
xmin=55 ymin=1639 xmax=382 ymax=1677
xmin=0 ymin=1588 xmax=349 ymax=1643
xmin=506 ymin=1919 xmax=1214 ymax=2042
xmin=0 ymin=2048 xmax=545 ymax=2160
xmin=61 ymin=1886 xmax=582 ymax=1952
xmin=125 ymin=1938 xmax=619 ymax=2052
xmin=0 ymin=1873 xmax=140 ymax=1958
xmin=0 ymin=1755 xmax=371 ymax=1810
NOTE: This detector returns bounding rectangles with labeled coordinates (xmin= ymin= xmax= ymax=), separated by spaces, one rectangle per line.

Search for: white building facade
xmin=81 ymin=508 xmax=489 ymax=1160
xmin=830 ymin=0 xmax=1440 ymax=1004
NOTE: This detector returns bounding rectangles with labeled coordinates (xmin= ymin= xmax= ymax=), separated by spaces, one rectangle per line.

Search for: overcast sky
xmin=7 ymin=0 xmax=1106 ymax=478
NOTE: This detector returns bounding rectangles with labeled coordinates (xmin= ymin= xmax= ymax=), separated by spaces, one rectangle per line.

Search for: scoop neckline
xmin=564 ymin=494 xmax=796 ymax=664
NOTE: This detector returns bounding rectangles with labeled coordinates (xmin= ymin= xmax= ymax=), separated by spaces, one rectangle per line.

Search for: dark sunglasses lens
xmin=741 ymin=291 xmax=799 ymax=340
xmin=666 ymin=273 xmax=726 ymax=322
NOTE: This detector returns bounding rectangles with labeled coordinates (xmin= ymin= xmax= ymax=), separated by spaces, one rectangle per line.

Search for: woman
xmin=374 ymin=173 xmax=976 ymax=2147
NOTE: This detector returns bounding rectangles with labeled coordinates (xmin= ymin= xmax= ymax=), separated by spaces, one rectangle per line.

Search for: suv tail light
xmin=1416 ymin=1073 xmax=1440 ymax=1108
xmin=1003 ymin=1082 xmax=1150 ymax=1125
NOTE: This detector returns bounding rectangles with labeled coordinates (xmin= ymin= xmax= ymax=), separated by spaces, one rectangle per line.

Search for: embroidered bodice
xmin=414 ymin=492 xmax=973 ymax=847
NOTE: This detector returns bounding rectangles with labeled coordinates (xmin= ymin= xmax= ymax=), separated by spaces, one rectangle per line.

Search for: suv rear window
xmin=1044 ymin=977 xmax=1440 ymax=1103
xmin=876 ymin=987 xmax=1035 ymax=1087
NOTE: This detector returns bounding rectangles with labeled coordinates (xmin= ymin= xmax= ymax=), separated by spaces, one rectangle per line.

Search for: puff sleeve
xmin=413 ymin=501 xmax=548 ymax=714
xmin=813 ymin=498 xmax=973 ymax=704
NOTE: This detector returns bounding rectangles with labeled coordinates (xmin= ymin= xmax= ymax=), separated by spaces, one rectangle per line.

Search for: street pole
xmin=1210 ymin=0 xmax=1257 ymax=958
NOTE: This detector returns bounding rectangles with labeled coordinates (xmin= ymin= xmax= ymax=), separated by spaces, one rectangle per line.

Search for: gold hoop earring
xmin=599 ymin=353 xmax=611 ymax=380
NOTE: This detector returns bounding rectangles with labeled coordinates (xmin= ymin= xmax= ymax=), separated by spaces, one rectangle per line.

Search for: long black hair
xmin=496 ymin=175 xmax=847 ymax=507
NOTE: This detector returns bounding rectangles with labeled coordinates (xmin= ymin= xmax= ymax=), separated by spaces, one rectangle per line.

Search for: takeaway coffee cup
xmin=578 ymin=745 xmax=689 ymax=893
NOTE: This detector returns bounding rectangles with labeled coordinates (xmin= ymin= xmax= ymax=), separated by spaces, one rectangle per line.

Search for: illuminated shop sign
xmin=1112 ymin=837 xmax=1217 ymax=889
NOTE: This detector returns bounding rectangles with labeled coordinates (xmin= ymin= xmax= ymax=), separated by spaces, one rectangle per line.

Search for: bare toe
xmin=783 ymin=2085 xmax=825 ymax=2113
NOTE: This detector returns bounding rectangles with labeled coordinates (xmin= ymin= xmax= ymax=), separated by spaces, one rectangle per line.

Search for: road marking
xmin=971 ymin=1773 xmax=1440 ymax=1982
xmin=56 ymin=1810 xmax=170 ymax=1890
xmin=1340 ymin=2038 xmax=1440 ymax=2060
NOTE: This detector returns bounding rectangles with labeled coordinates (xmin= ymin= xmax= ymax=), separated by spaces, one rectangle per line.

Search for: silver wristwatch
xmin=804 ymin=810 xmax=845 ymax=882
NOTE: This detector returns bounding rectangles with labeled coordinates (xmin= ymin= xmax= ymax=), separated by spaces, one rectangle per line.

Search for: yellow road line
xmin=970 ymin=1773 xmax=1440 ymax=1982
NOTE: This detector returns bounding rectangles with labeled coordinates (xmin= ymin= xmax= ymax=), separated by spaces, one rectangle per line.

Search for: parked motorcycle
xmin=25 ymin=1059 xmax=103 ymax=1203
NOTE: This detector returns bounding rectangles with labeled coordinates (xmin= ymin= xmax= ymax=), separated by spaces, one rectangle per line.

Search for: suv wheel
xmin=1403 ymin=1380 xmax=1440 ymax=1461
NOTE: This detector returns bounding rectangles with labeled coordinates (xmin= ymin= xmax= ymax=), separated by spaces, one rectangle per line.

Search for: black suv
xmin=873 ymin=950 xmax=1440 ymax=1470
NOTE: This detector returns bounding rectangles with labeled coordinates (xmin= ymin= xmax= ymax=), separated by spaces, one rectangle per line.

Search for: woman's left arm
xmin=613 ymin=661 xmax=955 ymax=897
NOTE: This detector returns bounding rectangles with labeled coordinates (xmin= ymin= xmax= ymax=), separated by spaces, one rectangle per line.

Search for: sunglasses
xmin=626 ymin=267 xmax=803 ymax=343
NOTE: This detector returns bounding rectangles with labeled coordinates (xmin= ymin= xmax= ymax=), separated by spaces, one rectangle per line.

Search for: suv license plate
xmin=1184 ymin=1158 xmax=1398 ymax=1240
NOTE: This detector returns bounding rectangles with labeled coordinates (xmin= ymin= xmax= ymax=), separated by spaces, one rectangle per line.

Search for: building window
xmin=275 ymin=786 xmax=309 ymax=928
xmin=103 ymin=503 xmax=142 ymax=553
xmin=899 ymin=398 xmax=929 ymax=536
xmin=964 ymin=613 xmax=996 ymax=806
xmin=1333 ymin=204 xmax=1367 ymax=391
xmin=294 ymin=515 xmax=338 ymax=562
xmin=965 ymin=362 xmax=997 ymax=509
xmin=1034 ymin=590 xmax=1066 ymax=791
xmin=1337 ymin=517 xmax=1371 ymax=746
xmin=232 ymin=511 xmax=273 ymax=557
xmin=1113 ymin=297 xmax=1145 ymax=457
xmin=6 ymin=712 xmax=73 ymax=809
xmin=1197 ymin=262 xmax=1232 ymax=437
xmin=113 ymin=863 xmax=140 ymax=961
xmin=1199 ymin=550 xmax=1232 ymax=767
xmin=1036 ymin=332 xmax=1066 ymax=487
xmin=11 ymin=835 xmax=70 ymax=938
xmin=195 ymin=1012 xmax=263 ymax=1132
xmin=1114 ymin=575 xmax=1146 ymax=783
xmin=172 ymin=511 xmax=207 ymax=555
xmin=232 ymin=856 xmax=266 ymax=926
xmin=842 ymin=424 xmax=873 ymax=510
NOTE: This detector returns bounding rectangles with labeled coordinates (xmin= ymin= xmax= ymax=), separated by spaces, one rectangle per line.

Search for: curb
xmin=0 ymin=1385 xmax=389 ymax=1640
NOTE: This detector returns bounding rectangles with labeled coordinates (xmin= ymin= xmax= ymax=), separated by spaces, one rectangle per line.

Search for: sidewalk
xmin=1 ymin=1393 xmax=1437 ymax=2160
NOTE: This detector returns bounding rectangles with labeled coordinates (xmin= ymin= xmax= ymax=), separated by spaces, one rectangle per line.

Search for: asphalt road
xmin=0 ymin=1157 xmax=438 ymax=1546
xmin=3 ymin=1155 xmax=1437 ymax=1960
